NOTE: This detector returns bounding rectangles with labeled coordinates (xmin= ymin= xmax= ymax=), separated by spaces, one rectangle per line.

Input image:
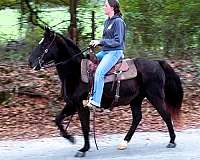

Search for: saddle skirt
xmin=81 ymin=58 xmax=137 ymax=83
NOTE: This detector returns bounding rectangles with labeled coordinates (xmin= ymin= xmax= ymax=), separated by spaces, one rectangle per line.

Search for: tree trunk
xmin=175 ymin=30 xmax=185 ymax=56
xmin=68 ymin=0 xmax=78 ymax=44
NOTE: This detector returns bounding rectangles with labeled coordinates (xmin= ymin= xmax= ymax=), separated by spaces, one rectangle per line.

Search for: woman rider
xmin=85 ymin=0 xmax=126 ymax=110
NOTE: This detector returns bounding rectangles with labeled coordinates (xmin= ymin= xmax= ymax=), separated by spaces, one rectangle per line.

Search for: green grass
xmin=0 ymin=9 xmax=25 ymax=42
xmin=0 ymin=7 xmax=105 ymax=43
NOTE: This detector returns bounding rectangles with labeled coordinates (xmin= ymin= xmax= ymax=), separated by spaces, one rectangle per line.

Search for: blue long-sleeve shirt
xmin=100 ymin=15 xmax=126 ymax=51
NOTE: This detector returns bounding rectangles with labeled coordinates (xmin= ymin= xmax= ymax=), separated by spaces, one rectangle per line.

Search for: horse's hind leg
xmin=55 ymin=104 xmax=76 ymax=143
xmin=146 ymin=85 xmax=176 ymax=148
xmin=118 ymin=94 xmax=144 ymax=150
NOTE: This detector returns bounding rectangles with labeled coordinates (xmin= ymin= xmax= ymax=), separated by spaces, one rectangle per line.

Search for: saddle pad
xmin=81 ymin=58 xmax=137 ymax=83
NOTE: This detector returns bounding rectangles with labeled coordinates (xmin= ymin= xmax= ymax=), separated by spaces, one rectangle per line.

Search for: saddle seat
xmin=81 ymin=58 xmax=137 ymax=83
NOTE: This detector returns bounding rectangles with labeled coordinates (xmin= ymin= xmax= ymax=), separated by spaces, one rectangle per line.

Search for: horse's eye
xmin=50 ymin=32 xmax=55 ymax=38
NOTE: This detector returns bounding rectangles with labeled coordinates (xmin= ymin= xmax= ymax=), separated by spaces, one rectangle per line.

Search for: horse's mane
xmin=56 ymin=32 xmax=81 ymax=54
xmin=54 ymin=32 xmax=83 ymax=81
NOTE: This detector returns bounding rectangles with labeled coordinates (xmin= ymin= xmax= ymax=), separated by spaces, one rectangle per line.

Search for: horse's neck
xmin=55 ymin=38 xmax=83 ymax=95
xmin=56 ymin=59 xmax=81 ymax=96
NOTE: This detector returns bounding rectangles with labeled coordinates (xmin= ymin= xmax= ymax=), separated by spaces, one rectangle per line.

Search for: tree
xmin=68 ymin=0 xmax=79 ymax=43
xmin=121 ymin=0 xmax=200 ymax=57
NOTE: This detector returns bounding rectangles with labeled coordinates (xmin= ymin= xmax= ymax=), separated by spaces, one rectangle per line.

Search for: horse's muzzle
xmin=28 ymin=59 xmax=41 ymax=70
xmin=32 ymin=64 xmax=41 ymax=70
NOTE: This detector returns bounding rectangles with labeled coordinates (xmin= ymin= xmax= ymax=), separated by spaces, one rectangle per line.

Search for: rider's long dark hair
xmin=108 ymin=0 xmax=122 ymax=16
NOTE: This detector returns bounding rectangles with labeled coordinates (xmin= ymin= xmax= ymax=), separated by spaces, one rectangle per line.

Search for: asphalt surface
xmin=0 ymin=129 xmax=200 ymax=160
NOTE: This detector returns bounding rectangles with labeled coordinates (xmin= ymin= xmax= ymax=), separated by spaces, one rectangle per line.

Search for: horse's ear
xmin=44 ymin=26 xmax=54 ymax=38
xmin=44 ymin=26 xmax=51 ymax=33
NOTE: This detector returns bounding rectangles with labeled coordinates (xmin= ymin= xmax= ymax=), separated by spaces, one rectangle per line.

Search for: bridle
xmin=36 ymin=32 xmax=90 ymax=69
xmin=37 ymin=33 xmax=56 ymax=69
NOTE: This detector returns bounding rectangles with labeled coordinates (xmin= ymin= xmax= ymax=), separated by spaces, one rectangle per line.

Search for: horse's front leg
xmin=55 ymin=104 xmax=76 ymax=143
xmin=75 ymin=105 xmax=90 ymax=157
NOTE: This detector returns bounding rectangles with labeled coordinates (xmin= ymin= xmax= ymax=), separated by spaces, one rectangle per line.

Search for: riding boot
xmin=83 ymin=100 xmax=103 ymax=112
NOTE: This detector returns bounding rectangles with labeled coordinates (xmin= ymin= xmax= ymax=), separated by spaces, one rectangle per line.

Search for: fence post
xmin=91 ymin=11 xmax=95 ymax=40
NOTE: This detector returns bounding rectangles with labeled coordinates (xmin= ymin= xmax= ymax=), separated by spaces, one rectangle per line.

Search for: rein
xmin=37 ymin=32 xmax=90 ymax=69
xmin=42 ymin=46 xmax=90 ymax=69
xmin=93 ymin=111 xmax=99 ymax=150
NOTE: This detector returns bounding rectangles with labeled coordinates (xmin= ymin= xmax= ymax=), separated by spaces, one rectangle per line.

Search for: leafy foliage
xmin=121 ymin=0 xmax=200 ymax=56
xmin=0 ymin=0 xmax=200 ymax=60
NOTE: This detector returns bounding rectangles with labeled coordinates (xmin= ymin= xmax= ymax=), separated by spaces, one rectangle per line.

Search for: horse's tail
xmin=158 ymin=60 xmax=183 ymax=119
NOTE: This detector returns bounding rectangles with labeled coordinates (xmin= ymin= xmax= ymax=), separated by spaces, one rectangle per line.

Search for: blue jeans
xmin=90 ymin=50 xmax=124 ymax=107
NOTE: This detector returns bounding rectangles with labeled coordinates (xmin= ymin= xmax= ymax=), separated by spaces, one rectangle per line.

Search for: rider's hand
xmin=90 ymin=40 xmax=100 ymax=47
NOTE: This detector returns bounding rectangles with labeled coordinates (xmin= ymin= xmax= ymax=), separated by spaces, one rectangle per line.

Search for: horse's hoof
xmin=166 ymin=142 xmax=176 ymax=148
xmin=60 ymin=132 xmax=75 ymax=144
xmin=74 ymin=151 xmax=86 ymax=157
xmin=117 ymin=140 xmax=128 ymax=150
xmin=68 ymin=135 xmax=76 ymax=144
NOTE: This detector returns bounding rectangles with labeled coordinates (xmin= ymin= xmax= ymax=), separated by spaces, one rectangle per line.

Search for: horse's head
xmin=29 ymin=27 xmax=83 ymax=70
xmin=28 ymin=27 xmax=59 ymax=70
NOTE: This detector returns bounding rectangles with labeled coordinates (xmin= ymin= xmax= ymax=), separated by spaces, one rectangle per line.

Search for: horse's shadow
xmin=63 ymin=133 xmax=179 ymax=159
xmin=86 ymin=141 xmax=178 ymax=160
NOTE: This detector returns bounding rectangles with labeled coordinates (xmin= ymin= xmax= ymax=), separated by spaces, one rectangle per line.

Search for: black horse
xmin=28 ymin=27 xmax=183 ymax=157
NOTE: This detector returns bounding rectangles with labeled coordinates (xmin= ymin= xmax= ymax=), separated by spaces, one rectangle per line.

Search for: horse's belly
xmin=103 ymin=78 xmax=139 ymax=106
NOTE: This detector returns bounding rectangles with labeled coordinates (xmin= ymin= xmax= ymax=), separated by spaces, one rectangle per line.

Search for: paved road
xmin=0 ymin=129 xmax=200 ymax=160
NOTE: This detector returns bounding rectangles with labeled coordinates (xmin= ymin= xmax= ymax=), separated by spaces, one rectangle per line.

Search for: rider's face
xmin=103 ymin=0 xmax=114 ymax=16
